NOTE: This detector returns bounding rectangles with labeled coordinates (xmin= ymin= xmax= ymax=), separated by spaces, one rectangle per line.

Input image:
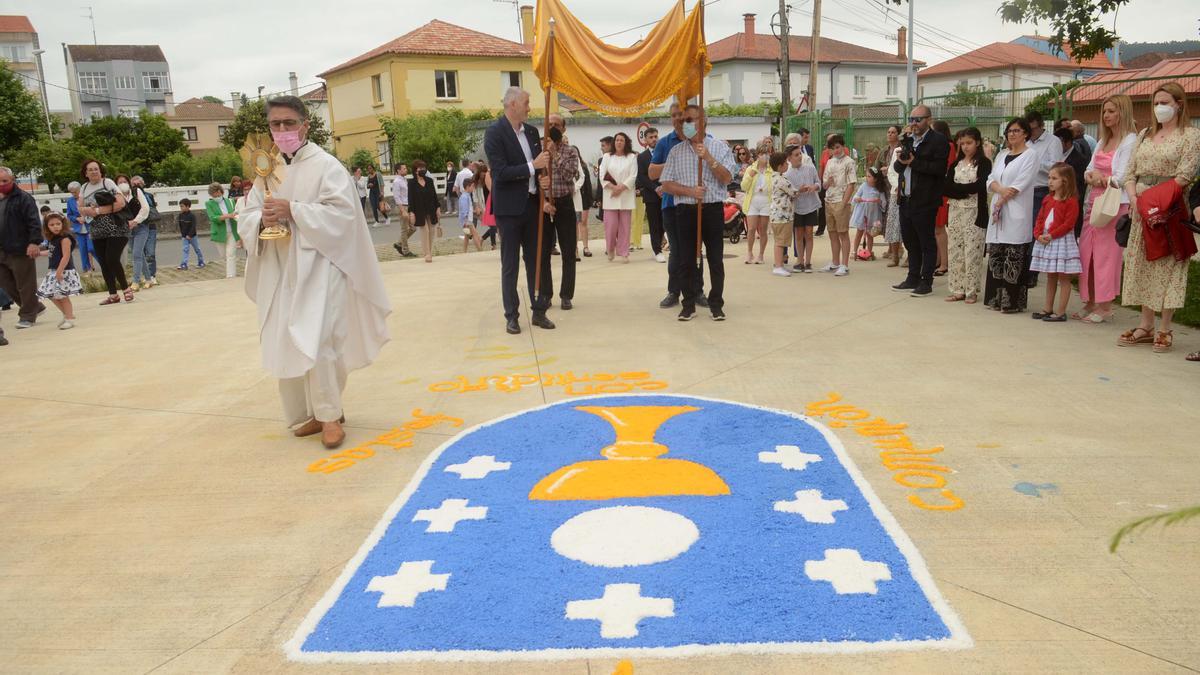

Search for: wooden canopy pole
xmin=534 ymin=17 xmax=556 ymax=302
xmin=695 ymin=1 xmax=705 ymax=268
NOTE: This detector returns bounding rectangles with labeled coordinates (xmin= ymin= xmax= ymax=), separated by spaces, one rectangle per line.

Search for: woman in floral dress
xmin=1117 ymin=82 xmax=1200 ymax=354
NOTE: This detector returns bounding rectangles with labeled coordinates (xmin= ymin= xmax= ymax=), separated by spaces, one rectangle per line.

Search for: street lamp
xmin=31 ymin=49 xmax=53 ymax=138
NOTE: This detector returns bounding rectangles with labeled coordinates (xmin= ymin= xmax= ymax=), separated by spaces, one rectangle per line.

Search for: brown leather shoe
xmin=293 ymin=418 xmax=322 ymax=437
xmin=293 ymin=414 xmax=345 ymax=438
xmin=322 ymin=421 xmax=346 ymax=449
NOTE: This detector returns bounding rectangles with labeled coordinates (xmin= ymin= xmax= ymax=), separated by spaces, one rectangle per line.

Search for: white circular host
xmin=551 ymin=506 xmax=700 ymax=568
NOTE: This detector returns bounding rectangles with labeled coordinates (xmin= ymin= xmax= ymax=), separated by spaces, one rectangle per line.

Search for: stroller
xmin=723 ymin=183 xmax=746 ymax=244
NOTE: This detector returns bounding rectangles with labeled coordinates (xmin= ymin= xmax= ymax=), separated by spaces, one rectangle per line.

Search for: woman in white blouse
xmin=984 ymin=118 xmax=1040 ymax=313
xmin=598 ymin=132 xmax=639 ymax=262
xmin=1076 ymin=94 xmax=1138 ymax=323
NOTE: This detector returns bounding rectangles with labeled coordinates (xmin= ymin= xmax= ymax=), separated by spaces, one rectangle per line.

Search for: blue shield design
xmin=287 ymin=395 xmax=970 ymax=661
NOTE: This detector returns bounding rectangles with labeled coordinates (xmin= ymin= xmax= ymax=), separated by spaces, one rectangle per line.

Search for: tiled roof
xmin=920 ymin=42 xmax=1121 ymax=78
xmin=320 ymin=20 xmax=531 ymax=77
xmin=1123 ymin=51 xmax=1200 ymax=70
xmin=66 ymin=44 xmax=167 ymax=63
xmin=1072 ymin=57 xmax=1200 ymax=102
xmin=300 ymin=84 xmax=327 ymax=101
xmin=1018 ymin=35 xmax=1116 ymax=70
xmin=708 ymin=33 xmax=923 ymax=66
xmin=167 ymin=98 xmax=235 ymax=121
xmin=0 ymin=15 xmax=35 ymax=33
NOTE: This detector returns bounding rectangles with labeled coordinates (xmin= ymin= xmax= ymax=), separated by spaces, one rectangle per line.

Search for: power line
xmin=599 ymin=0 xmax=725 ymax=40
xmin=11 ymin=69 xmax=323 ymax=108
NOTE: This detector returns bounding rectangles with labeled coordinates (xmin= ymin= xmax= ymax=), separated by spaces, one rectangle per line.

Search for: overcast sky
xmin=10 ymin=0 xmax=1198 ymax=111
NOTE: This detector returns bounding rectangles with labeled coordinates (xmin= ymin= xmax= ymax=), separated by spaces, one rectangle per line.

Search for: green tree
xmin=941 ymin=83 xmax=997 ymax=108
xmin=999 ymin=0 xmax=1129 ymax=61
xmin=379 ymin=109 xmax=480 ymax=171
xmin=1024 ymin=80 xmax=1081 ymax=120
xmin=153 ymin=147 xmax=244 ymax=186
xmin=6 ymin=137 xmax=91 ymax=191
xmin=201 ymin=95 xmax=225 ymax=104
xmin=68 ymin=110 xmax=190 ymax=182
xmin=0 ymin=58 xmax=51 ymax=160
xmin=220 ymin=98 xmax=331 ymax=150
xmin=346 ymin=148 xmax=377 ymax=173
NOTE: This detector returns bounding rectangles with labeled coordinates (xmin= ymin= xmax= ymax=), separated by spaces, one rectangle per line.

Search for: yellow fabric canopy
xmin=532 ymin=0 xmax=710 ymax=116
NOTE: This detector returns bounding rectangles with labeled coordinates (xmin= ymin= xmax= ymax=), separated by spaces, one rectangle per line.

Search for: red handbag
xmin=1138 ymin=180 xmax=1197 ymax=262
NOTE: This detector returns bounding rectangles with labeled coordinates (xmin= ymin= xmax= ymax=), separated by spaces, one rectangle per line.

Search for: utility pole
xmin=808 ymin=0 xmax=821 ymax=115
xmin=778 ymin=1 xmax=790 ymax=144
xmin=906 ymin=0 xmax=915 ymax=107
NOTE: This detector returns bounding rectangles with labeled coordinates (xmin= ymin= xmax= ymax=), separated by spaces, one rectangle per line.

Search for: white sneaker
xmin=834 ymin=265 xmax=849 ymax=276
xmin=655 ymin=253 xmax=666 ymax=263
xmin=772 ymin=267 xmax=791 ymax=277
xmin=59 ymin=320 xmax=74 ymax=330
xmin=149 ymin=277 xmax=158 ymax=286
xmin=816 ymin=263 xmax=836 ymax=273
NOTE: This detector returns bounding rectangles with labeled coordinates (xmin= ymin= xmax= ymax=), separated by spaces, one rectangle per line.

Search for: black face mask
xmin=418 ymin=169 xmax=428 ymax=177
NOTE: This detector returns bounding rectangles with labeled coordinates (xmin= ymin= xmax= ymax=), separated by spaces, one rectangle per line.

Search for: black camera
xmin=898 ymin=134 xmax=915 ymax=161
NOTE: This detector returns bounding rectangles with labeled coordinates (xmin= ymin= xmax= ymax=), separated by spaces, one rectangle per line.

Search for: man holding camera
xmin=891 ymin=106 xmax=948 ymax=297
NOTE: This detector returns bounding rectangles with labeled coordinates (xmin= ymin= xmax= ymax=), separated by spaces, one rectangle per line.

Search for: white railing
xmin=30 ymin=173 xmax=454 ymax=214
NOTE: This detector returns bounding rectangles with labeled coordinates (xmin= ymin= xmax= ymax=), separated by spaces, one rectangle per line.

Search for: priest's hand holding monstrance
xmin=240 ymin=133 xmax=289 ymax=240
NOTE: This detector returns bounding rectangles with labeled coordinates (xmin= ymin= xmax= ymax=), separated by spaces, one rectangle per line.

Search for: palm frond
xmin=1109 ymin=505 xmax=1200 ymax=552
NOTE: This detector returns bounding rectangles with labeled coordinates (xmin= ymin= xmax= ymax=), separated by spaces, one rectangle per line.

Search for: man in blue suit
xmin=485 ymin=87 xmax=553 ymax=335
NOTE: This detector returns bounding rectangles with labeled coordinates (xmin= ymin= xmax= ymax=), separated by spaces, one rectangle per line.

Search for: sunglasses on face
xmin=908 ymin=115 xmax=927 ymax=123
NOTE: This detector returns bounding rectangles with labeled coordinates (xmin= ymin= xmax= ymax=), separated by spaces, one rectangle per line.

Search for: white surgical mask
xmin=1154 ymin=104 xmax=1176 ymax=124
xmin=682 ymin=122 xmax=698 ymax=139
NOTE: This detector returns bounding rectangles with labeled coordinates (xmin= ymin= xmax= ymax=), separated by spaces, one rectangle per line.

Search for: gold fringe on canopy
xmin=533 ymin=0 xmax=710 ymax=116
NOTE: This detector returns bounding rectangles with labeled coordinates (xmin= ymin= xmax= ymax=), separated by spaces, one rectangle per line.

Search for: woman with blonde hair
xmin=740 ymin=139 xmax=775 ymax=263
xmin=1076 ymin=94 xmax=1138 ymax=323
xmin=1117 ymin=82 xmax=1200 ymax=353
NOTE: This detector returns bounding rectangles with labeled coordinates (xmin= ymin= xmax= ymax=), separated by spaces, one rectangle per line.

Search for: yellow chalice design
xmin=529 ymin=405 xmax=731 ymax=501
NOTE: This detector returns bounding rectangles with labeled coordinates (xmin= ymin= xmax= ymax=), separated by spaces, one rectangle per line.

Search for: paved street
xmin=2 ymin=235 xmax=1197 ymax=674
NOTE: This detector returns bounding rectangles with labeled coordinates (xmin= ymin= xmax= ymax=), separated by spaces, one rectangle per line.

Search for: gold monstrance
xmin=239 ymin=133 xmax=289 ymax=240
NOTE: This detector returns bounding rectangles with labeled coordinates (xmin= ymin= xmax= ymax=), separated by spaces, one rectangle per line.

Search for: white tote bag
xmin=1090 ymin=183 xmax=1122 ymax=227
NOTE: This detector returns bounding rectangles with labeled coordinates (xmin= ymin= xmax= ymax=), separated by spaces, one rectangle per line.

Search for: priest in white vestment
xmin=237 ymin=96 xmax=391 ymax=449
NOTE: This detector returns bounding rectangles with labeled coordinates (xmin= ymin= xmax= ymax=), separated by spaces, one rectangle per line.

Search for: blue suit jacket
xmin=484 ymin=116 xmax=541 ymax=217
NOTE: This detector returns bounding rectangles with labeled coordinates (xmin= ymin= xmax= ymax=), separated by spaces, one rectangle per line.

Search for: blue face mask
xmin=682 ymin=122 xmax=698 ymax=139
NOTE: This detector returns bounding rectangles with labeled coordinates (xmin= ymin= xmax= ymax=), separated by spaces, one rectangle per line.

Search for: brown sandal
xmin=1117 ymin=327 xmax=1154 ymax=347
xmin=99 ymin=295 xmax=120 ymax=306
xmin=1152 ymin=330 xmax=1173 ymax=353
xmin=1187 ymin=351 xmax=1200 ymax=362
xmin=123 ymin=288 xmax=135 ymax=302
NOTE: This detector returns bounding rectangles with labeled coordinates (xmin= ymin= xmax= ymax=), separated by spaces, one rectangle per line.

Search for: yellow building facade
xmin=321 ymin=17 xmax=554 ymax=162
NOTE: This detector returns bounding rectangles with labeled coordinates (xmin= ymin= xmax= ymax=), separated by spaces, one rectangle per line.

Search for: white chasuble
xmin=238 ymin=143 xmax=391 ymax=380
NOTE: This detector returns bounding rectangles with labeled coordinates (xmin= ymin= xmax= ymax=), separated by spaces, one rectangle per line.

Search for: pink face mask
xmin=271 ymin=129 xmax=304 ymax=155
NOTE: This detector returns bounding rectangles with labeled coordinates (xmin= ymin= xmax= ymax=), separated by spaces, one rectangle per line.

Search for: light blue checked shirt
xmin=660 ymin=136 xmax=737 ymax=205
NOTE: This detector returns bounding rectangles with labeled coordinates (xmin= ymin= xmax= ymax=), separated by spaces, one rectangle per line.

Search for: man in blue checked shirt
xmin=649 ymin=103 xmax=705 ymax=309
xmin=660 ymin=104 xmax=736 ymax=322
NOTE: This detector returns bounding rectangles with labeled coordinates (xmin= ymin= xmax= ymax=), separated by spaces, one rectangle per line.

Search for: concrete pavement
xmin=1 ymin=235 xmax=1197 ymax=674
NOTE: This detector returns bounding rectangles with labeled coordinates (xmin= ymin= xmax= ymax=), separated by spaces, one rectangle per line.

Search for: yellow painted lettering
xmin=893 ymin=470 xmax=948 ymax=489
xmin=908 ymin=489 xmax=965 ymax=511
xmin=831 ymin=408 xmax=870 ymax=421
xmin=855 ymin=418 xmax=910 ymax=437
xmin=596 ymin=382 xmax=633 ymax=393
xmin=805 ymin=392 xmax=844 ymax=416
xmin=307 ymin=458 xmax=356 ymax=474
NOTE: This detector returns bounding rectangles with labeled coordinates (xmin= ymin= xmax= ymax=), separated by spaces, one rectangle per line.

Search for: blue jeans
xmin=75 ymin=231 xmax=95 ymax=271
xmin=129 ymin=224 xmax=150 ymax=283
xmin=144 ymin=228 xmax=158 ymax=277
xmin=180 ymin=236 xmax=206 ymax=266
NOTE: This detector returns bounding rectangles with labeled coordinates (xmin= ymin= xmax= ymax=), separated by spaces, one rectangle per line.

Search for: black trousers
xmin=93 ymin=236 xmax=129 ymax=295
xmin=675 ymin=203 xmax=725 ymax=311
xmin=498 ymin=194 xmax=553 ymax=320
xmin=899 ymin=198 xmax=938 ymax=285
xmin=815 ymin=189 xmax=828 ymax=236
xmin=368 ymin=192 xmax=382 ymax=222
xmin=0 ymin=251 xmax=43 ymax=322
xmin=644 ymin=197 xmax=665 ymax=254
xmin=662 ymin=206 xmax=704 ymax=297
xmin=548 ymin=195 xmax=577 ymax=301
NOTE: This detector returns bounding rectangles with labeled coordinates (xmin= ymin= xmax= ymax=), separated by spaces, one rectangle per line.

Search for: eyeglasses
xmin=268 ymin=119 xmax=302 ymax=131
xmin=1005 ymin=128 xmax=1024 ymax=135
xmin=908 ymin=115 xmax=928 ymax=123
